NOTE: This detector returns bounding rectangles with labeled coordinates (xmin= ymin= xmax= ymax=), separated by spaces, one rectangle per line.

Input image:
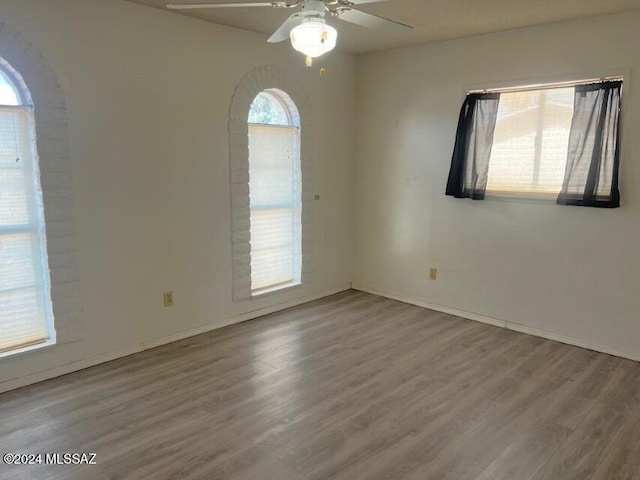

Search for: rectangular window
xmin=446 ymin=78 xmax=622 ymax=207
xmin=0 ymin=106 xmax=53 ymax=354
xmin=248 ymin=123 xmax=301 ymax=294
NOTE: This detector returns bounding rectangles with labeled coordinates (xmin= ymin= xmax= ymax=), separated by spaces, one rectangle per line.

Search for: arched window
xmin=0 ymin=59 xmax=54 ymax=354
xmin=248 ymin=89 xmax=302 ymax=294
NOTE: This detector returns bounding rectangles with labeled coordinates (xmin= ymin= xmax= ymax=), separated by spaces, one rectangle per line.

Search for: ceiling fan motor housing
xmin=300 ymin=0 xmax=327 ymax=17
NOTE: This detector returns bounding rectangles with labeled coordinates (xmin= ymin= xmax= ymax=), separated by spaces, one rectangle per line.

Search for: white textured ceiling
xmin=127 ymin=0 xmax=640 ymax=54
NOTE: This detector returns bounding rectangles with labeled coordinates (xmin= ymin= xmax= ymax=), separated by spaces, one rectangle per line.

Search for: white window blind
xmin=0 ymin=105 xmax=53 ymax=353
xmin=487 ymin=87 xmax=574 ymax=196
xmin=248 ymin=123 xmax=301 ymax=293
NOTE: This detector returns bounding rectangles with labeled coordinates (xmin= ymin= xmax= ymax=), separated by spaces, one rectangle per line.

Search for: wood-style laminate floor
xmin=1 ymin=290 xmax=639 ymax=480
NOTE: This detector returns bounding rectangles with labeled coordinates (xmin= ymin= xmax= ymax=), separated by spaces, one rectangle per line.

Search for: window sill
xmin=251 ymin=281 xmax=301 ymax=299
xmin=485 ymin=190 xmax=558 ymax=205
xmin=0 ymin=338 xmax=56 ymax=361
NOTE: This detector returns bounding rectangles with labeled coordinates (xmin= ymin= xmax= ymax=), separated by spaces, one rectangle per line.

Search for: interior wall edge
xmin=0 ymin=284 xmax=351 ymax=394
xmin=352 ymin=284 xmax=640 ymax=363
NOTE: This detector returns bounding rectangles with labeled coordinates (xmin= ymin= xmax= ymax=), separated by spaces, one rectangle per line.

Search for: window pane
xmin=249 ymin=127 xmax=294 ymax=208
xmin=0 ymin=70 xmax=20 ymax=106
xmin=0 ymin=108 xmax=34 ymax=226
xmin=250 ymin=209 xmax=295 ymax=290
xmin=0 ymin=107 xmax=29 ymax=165
xmin=487 ymin=87 xmax=574 ymax=195
xmin=0 ymin=232 xmax=39 ymax=291
xmin=0 ymin=169 xmax=32 ymax=225
xmin=0 ymin=287 xmax=47 ymax=353
xmin=248 ymin=92 xmax=290 ymax=126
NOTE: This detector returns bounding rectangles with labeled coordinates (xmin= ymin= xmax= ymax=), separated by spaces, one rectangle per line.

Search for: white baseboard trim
xmin=352 ymin=284 xmax=640 ymax=363
xmin=0 ymin=285 xmax=351 ymax=394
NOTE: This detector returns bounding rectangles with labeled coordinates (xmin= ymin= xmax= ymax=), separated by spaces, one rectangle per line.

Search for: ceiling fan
xmin=167 ymin=0 xmax=412 ymax=62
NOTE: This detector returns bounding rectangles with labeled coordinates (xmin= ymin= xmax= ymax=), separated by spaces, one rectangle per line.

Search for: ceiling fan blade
xmin=167 ymin=2 xmax=280 ymax=9
xmin=268 ymin=14 xmax=301 ymax=43
xmin=335 ymin=8 xmax=412 ymax=33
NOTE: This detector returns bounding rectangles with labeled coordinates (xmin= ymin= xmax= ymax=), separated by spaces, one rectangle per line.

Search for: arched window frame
xmin=248 ymin=88 xmax=302 ymax=294
xmin=0 ymin=57 xmax=56 ymax=354
xmin=0 ymin=23 xmax=83 ymax=357
xmin=229 ymin=66 xmax=314 ymax=302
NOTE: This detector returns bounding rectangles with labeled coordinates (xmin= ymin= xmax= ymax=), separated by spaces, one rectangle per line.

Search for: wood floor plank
xmin=529 ymin=401 xmax=628 ymax=480
xmin=477 ymin=421 xmax=574 ymax=480
xmin=589 ymin=407 xmax=640 ymax=480
xmin=1 ymin=290 xmax=639 ymax=480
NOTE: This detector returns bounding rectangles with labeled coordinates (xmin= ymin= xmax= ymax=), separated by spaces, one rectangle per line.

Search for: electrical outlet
xmin=429 ymin=268 xmax=438 ymax=281
xmin=163 ymin=291 xmax=174 ymax=307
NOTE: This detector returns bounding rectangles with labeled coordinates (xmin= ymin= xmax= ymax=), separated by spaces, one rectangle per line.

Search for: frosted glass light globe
xmin=290 ymin=18 xmax=338 ymax=58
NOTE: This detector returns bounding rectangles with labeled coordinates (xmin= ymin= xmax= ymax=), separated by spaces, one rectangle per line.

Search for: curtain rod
xmin=467 ymin=76 xmax=623 ymax=95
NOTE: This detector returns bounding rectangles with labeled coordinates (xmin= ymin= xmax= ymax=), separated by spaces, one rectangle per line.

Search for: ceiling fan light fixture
xmin=290 ymin=17 xmax=337 ymax=58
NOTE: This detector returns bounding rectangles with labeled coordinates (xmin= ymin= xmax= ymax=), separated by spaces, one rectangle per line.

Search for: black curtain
xmin=557 ymin=81 xmax=622 ymax=208
xmin=446 ymin=93 xmax=500 ymax=200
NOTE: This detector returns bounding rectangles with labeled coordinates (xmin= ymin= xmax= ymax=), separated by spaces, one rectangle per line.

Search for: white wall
xmin=353 ymin=12 xmax=640 ymax=360
xmin=0 ymin=0 xmax=356 ymax=391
